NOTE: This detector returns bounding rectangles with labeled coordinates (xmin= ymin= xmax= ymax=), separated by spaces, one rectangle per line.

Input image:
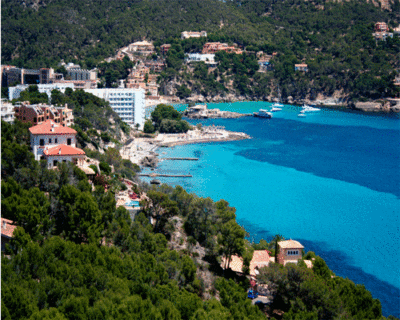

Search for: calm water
xmin=143 ymin=102 xmax=400 ymax=317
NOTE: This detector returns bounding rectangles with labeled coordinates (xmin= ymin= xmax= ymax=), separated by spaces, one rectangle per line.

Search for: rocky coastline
xmin=166 ymin=92 xmax=400 ymax=113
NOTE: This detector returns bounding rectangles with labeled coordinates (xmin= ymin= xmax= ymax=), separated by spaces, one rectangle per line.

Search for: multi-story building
xmin=181 ymin=31 xmax=207 ymax=39
xmin=186 ymin=53 xmax=217 ymax=66
xmin=84 ymin=88 xmax=146 ymax=128
xmin=375 ymin=22 xmax=389 ymax=32
xmin=202 ymin=42 xmax=242 ymax=54
xmin=8 ymin=83 xmax=75 ymax=101
xmin=29 ymin=120 xmax=84 ymax=166
xmin=1 ymin=66 xmax=64 ymax=87
xmin=1 ymin=100 xmax=15 ymax=123
xmin=127 ymin=41 xmax=155 ymax=56
xmin=66 ymin=67 xmax=98 ymax=81
xmin=14 ymin=101 xmax=74 ymax=126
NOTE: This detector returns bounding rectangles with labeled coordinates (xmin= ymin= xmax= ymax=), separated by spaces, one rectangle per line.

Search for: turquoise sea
xmin=142 ymin=102 xmax=400 ymax=317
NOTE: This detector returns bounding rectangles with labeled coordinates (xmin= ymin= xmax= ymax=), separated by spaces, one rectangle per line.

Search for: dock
xmin=161 ymin=157 xmax=199 ymax=161
xmin=139 ymin=173 xmax=192 ymax=178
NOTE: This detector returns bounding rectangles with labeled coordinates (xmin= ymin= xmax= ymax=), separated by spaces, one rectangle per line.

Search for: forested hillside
xmin=2 ymin=0 xmax=399 ymax=101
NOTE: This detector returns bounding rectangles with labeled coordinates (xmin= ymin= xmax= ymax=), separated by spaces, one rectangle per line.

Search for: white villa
xmin=29 ymin=120 xmax=85 ymax=168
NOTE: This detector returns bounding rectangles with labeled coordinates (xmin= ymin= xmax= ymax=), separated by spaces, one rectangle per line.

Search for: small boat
xmin=301 ymin=104 xmax=320 ymax=112
xmin=150 ymin=179 xmax=161 ymax=185
xmin=272 ymin=102 xmax=284 ymax=107
xmin=298 ymin=113 xmax=306 ymax=117
xmin=253 ymin=109 xmax=273 ymax=118
xmin=270 ymin=107 xmax=282 ymax=112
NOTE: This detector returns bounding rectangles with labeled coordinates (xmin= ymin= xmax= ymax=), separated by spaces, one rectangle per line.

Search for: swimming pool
xmin=125 ymin=200 xmax=140 ymax=207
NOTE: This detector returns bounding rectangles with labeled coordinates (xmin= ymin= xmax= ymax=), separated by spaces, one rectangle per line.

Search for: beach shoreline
xmin=120 ymin=126 xmax=251 ymax=167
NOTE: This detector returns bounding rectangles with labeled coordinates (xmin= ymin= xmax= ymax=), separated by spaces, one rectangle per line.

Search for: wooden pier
xmin=161 ymin=157 xmax=199 ymax=161
xmin=139 ymin=173 xmax=192 ymax=178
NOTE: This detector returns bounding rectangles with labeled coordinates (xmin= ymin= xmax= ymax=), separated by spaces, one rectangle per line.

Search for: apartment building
xmin=8 ymin=83 xmax=75 ymax=101
xmin=181 ymin=31 xmax=207 ymax=39
xmin=1 ymin=100 xmax=15 ymax=123
xmin=84 ymin=88 xmax=146 ymax=128
xmin=14 ymin=101 xmax=74 ymax=126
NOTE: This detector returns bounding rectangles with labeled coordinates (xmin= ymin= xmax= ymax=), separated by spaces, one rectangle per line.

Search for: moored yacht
xmin=253 ymin=109 xmax=273 ymax=118
xmin=301 ymin=104 xmax=321 ymax=112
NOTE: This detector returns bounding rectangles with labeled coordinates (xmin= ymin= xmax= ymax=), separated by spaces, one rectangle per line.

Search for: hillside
xmin=2 ymin=0 xmax=400 ymax=102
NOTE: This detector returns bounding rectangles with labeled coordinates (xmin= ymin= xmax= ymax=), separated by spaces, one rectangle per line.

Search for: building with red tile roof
xmin=1 ymin=218 xmax=17 ymax=251
xmin=29 ymin=120 xmax=85 ymax=168
xmin=222 ymin=250 xmax=271 ymax=277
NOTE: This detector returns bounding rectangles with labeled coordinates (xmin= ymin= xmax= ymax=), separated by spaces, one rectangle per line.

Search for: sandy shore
xmin=120 ymin=126 xmax=250 ymax=166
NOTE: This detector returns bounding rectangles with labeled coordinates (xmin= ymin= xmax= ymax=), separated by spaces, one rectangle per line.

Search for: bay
xmin=143 ymin=102 xmax=400 ymax=317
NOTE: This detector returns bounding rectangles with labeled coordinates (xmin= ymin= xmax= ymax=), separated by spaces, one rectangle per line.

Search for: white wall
xmin=84 ymin=88 xmax=145 ymax=129
xmin=31 ymin=134 xmax=76 ymax=160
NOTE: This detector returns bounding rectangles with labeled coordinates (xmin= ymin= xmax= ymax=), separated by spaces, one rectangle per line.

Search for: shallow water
xmin=143 ymin=102 xmax=400 ymax=316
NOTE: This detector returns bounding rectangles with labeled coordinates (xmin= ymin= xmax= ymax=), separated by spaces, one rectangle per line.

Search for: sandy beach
xmin=120 ymin=126 xmax=250 ymax=166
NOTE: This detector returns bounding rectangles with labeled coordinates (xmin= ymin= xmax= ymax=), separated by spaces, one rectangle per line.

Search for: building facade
xmin=295 ymin=64 xmax=308 ymax=72
xmin=29 ymin=120 xmax=79 ymax=161
xmin=84 ymin=88 xmax=146 ymax=128
xmin=1 ymin=101 xmax=15 ymax=123
xmin=67 ymin=68 xmax=98 ymax=81
xmin=14 ymin=102 xmax=74 ymax=126
xmin=181 ymin=31 xmax=207 ymax=39
xmin=8 ymin=83 xmax=75 ymax=101
xmin=277 ymin=240 xmax=304 ymax=266
xmin=186 ymin=53 xmax=217 ymax=66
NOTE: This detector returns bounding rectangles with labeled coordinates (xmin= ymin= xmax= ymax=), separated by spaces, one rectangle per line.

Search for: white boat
xmin=253 ymin=109 xmax=273 ymax=118
xmin=298 ymin=113 xmax=306 ymax=117
xmin=272 ymin=102 xmax=284 ymax=107
xmin=301 ymin=104 xmax=321 ymax=112
xmin=270 ymin=105 xmax=282 ymax=112
xmin=270 ymin=107 xmax=282 ymax=112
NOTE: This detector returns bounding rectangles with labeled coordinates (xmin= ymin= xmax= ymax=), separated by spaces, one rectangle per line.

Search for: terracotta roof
xmin=1 ymin=218 xmax=17 ymax=238
xmin=29 ymin=120 xmax=76 ymax=135
xmin=278 ymin=240 xmax=304 ymax=249
xmin=249 ymin=250 xmax=270 ymax=275
xmin=221 ymin=250 xmax=270 ymax=276
xmin=43 ymin=144 xmax=85 ymax=156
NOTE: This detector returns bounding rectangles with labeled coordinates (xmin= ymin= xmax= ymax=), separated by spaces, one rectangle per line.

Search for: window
xmin=55 ymin=138 xmax=58 ymax=144
xmin=49 ymin=138 xmax=52 ymax=143
xmin=53 ymin=160 xmax=58 ymax=166
xmin=67 ymin=138 xmax=71 ymax=145
xmin=287 ymin=250 xmax=299 ymax=256
xmin=40 ymin=139 xmax=45 ymax=146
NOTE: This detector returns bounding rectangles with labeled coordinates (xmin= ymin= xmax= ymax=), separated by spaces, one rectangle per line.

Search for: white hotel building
xmin=84 ymin=88 xmax=146 ymax=128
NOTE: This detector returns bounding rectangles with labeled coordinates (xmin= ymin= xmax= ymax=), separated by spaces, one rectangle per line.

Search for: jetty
xmin=139 ymin=173 xmax=192 ymax=178
xmin=161 ymin=157 xmax=199 ymax=161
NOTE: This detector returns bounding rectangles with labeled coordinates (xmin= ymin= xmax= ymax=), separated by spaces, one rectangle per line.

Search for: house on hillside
xmin=181 ymin=31 xmax=207 ymax=39
xmin=128 ymin=41 xmax=155 ymax=56
xmin=1 ymin=218 xmax=17 ymax=251
xmin=277 ymin=240 xmax=304 ymax=265
xmin=29 ymin=120 xmax=85 ymax=168
xmin=222 ymin=250 xmax=272 ymax=277
xmin=295 ymin=64 xmax=308 ymax=72
xmin=1 ymin=100 xmax=15 ymax=123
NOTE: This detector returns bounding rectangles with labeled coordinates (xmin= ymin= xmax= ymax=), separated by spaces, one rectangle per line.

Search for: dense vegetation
xmin=144 ymin=104 xmax=191 ymax=134
xmin=2 ymin=119 xmax=398 ymax=319
xmin=2 ymin=0 xmax=400 ymax=101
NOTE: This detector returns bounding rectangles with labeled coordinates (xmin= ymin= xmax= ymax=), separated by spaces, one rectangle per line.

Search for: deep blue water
xmin=143 ymin=102 xmax=400 ymax=317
